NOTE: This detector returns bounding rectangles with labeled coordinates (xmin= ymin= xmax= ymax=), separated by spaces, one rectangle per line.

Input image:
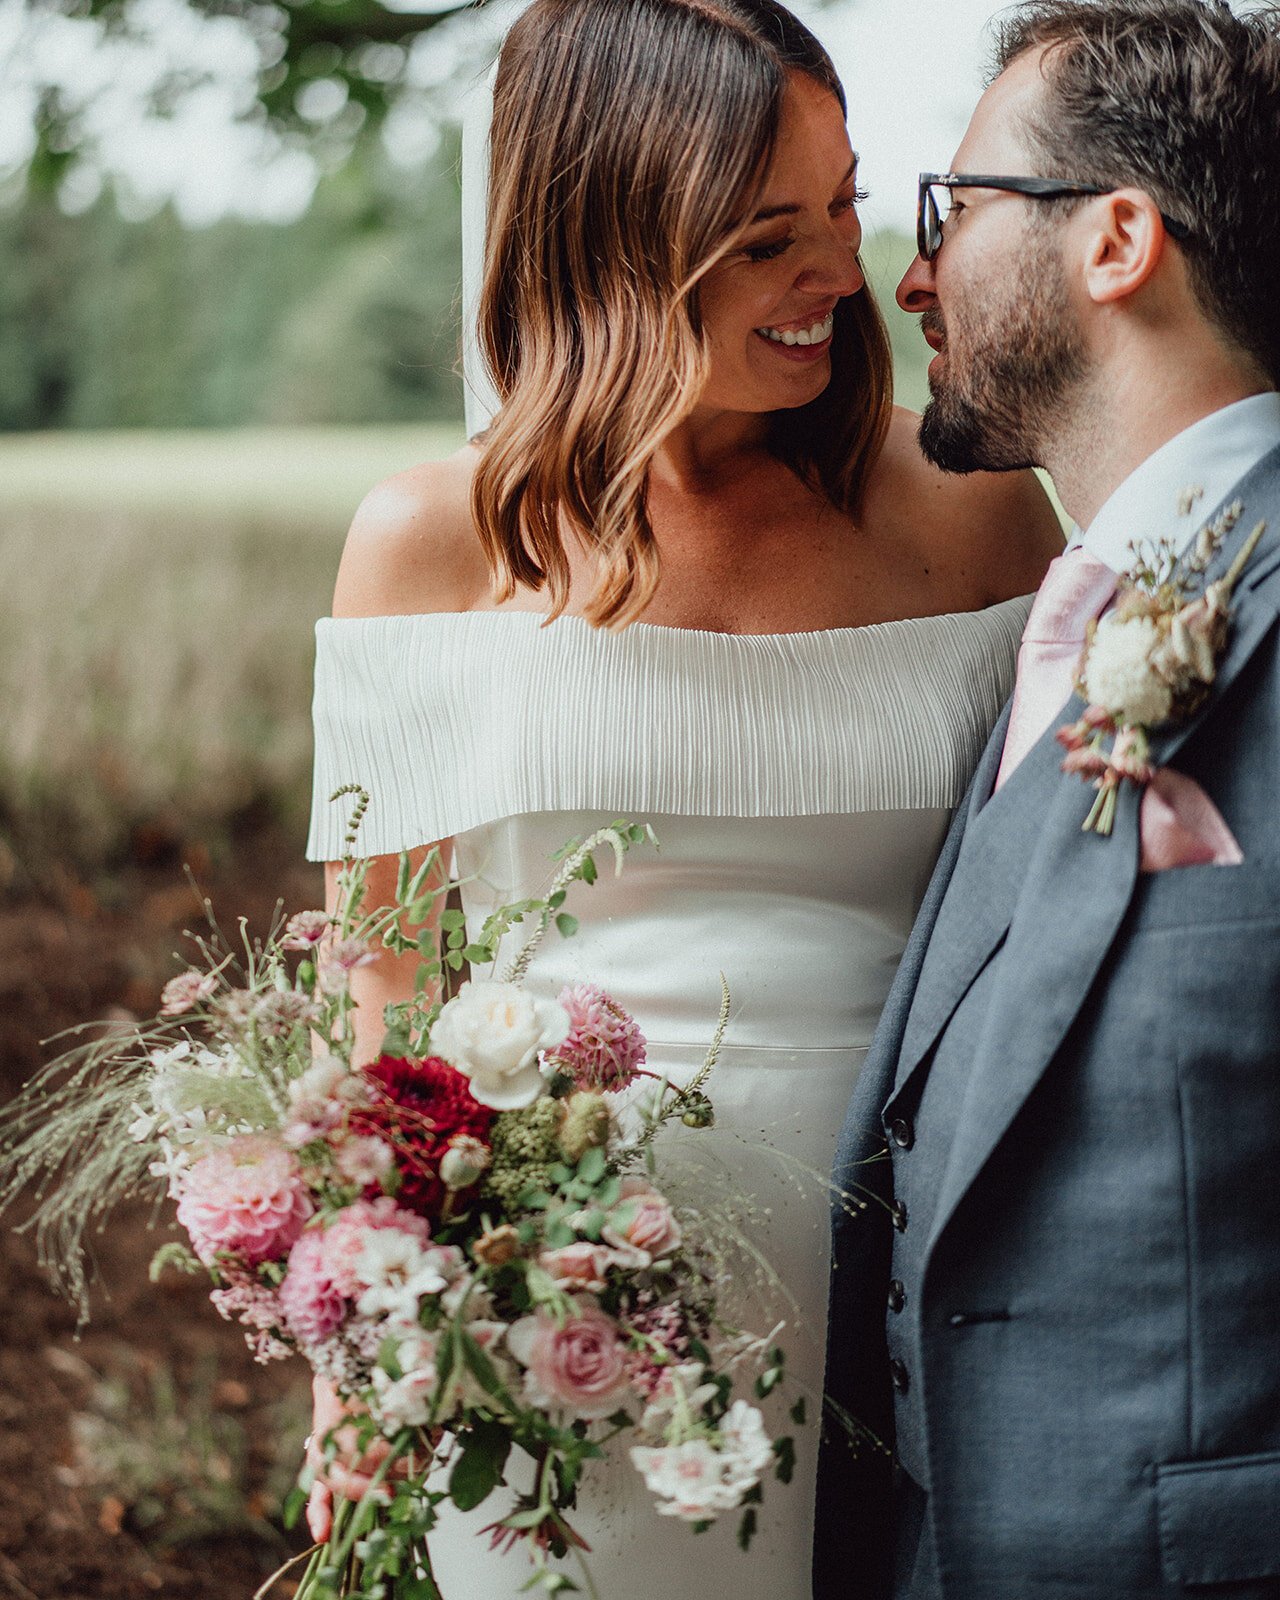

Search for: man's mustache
xmin=921 ymin=308 xmax=947 ymax=346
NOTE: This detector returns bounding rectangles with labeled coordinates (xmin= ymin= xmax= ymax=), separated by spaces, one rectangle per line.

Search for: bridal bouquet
xmin=0 ymin=799 xmax=800 ymax=1600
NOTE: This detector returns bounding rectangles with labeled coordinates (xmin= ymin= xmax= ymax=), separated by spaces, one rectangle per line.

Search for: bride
xmin=303 ymin=0 xmax=1061 ymax=1592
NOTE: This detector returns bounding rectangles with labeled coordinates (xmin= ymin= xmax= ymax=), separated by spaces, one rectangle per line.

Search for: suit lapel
xmin=892 ymin=700 xmax=1044 ymax=1096
xmin=919 ymin=450 xmax=1280 ymax=1252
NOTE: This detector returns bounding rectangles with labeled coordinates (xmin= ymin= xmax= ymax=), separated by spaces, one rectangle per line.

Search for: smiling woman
xmin=471 ymin=0 xmax=894 ymax=628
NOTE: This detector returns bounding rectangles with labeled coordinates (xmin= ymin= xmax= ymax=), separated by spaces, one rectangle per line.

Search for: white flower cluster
xmin=1083 ymin=615 xmax=1174 ymax=726
xmin=630 ymin=1400 xmax=775 ymax=1521
xmin=127 ymin=1040 xmax=251 ymax=1184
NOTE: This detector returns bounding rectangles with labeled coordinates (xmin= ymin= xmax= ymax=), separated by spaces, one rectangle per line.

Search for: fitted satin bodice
xmin=455 ymin=808 xmax=949 ymax=1053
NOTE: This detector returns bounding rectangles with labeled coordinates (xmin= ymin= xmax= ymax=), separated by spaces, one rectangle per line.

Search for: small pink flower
xmin=176 ymin=1135 xmax=312 ymax=1266
xmin=279 ymin=1226 xmax=347 ymax=1346
xmin=320 ymin=1197 xmax=432 ymax=1297
xmin=281 ymin=911 xmax=332 ymax=951
xmin=318 ymin=937 xmax=379 ymax=994
xmin=507 ymin=1297 xmax=632 ymax=1420
xmin=538 ymin=1241 xmax=616 ymax=1292
xmin=159 ymin=971 xmax=218 ymax=1018
xmin=602 ymin=1178 xmax=681 ymax=1263
xmin=1061 ymin=746 xmax=1110 ymax=780
xmin=333 ymin=1134 xmax=395 ymax=1188
xmin=550 ymin=984 xmax=647 ymax=1092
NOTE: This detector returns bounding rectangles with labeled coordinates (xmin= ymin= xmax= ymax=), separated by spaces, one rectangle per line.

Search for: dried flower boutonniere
xmin=1057 ymin=497 xmax=1267 ymax=835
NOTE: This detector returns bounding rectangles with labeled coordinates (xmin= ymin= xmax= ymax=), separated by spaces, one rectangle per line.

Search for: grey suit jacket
xmin=815 ymin=443 xmax=1280 ymax=1600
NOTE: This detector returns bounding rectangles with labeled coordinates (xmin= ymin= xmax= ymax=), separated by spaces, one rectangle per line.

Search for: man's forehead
xmin=951 ymin=47 xmax=1048 ymax=174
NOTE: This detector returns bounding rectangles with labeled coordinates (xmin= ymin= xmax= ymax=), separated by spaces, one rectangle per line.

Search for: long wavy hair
xmin=472 ymin=0 xmax=894 ymax=627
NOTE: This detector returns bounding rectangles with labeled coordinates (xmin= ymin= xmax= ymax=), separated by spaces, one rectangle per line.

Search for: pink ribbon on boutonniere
xmin=1139 ymin=767 xmax=1243 ymax=872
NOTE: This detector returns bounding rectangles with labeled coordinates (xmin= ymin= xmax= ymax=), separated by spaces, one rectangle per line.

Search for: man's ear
xmin=1081 ymin=189 xmax=1171 ymax=305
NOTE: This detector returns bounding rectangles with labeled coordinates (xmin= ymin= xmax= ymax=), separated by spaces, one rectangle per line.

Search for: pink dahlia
xmin=549 ymin=984 xmax=647 ymax=1092
xmin=176 ymin=1135 xmax=312 ymax=1266
xmin=279 ymin=1226 xmax=347 ymax=1347
xmin=320 ymin=1196 xmax=432 ymax=1297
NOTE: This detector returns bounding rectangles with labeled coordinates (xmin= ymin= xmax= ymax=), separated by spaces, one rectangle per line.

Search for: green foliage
xmin=0 ymin=144 xmax=464 ymax=432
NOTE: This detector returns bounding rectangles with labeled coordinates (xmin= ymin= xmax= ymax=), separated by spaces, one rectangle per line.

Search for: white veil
xmin=460 ymin=62 xmax=502 ymax=438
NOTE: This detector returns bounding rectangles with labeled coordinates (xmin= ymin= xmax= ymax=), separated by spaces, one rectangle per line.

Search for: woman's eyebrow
xmin=750 ymin=154 xmax=859 ymax=223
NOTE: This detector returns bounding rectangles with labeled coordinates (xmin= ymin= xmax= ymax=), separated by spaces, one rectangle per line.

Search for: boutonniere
xmin=1056 ymin=495 xmax=1267 ymax=836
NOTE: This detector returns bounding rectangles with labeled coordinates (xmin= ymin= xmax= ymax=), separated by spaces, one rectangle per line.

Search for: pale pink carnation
xmin=508 ymin=1297 xmax=632 ymax=1420
xmin=159 ymin=971 xmax=218 ymax=1018
xmin=176 ymin=1135 xmax=312 ymax=1266
xmin=320 ymin=1197 xmax=432 ymax=1297
xmin=602 ymin=1177 xmax=682 ymax=1262
xmin=551 ymin=984 xmax=646 ymax=1092
xmin=279 ymin=1227 xmax=348 ymax=1347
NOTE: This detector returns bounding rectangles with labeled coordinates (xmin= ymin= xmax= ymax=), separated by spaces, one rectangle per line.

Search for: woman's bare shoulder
xmin=332 ymin=445 xmax=490 ymax=619
xmin=875 ymin=407 xmax=1064 ymax=604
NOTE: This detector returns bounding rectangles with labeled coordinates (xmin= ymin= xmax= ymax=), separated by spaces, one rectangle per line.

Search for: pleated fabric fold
xmin=306 ymin=599 xmax=1031 ymax=859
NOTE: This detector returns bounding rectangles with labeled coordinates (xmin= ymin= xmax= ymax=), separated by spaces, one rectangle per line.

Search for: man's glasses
xmin=917 ymin=172 xmax=1193 ymax=261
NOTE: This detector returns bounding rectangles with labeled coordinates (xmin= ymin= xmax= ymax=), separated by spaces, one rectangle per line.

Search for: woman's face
xmin=698 ymin=72 xmax=866 ymax=417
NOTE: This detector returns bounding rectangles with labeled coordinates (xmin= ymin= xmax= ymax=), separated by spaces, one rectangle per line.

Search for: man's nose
xmin=896 ymin=251 xmax=937 ymax=314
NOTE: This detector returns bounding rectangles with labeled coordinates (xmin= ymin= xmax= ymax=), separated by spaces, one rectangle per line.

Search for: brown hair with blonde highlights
xmin=471 ymin=0 xmax=894 ymax=628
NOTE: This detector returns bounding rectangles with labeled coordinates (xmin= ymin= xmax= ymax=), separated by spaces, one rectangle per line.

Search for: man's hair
xmin=992 ymin=0 xmax=1280 ymax=383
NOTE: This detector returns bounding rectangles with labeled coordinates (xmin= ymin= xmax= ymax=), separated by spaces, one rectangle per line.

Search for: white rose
xmin=1083 ymin=615 xmax=1174 ymax=726
xmin=430 ymin=981 xmax=570 ymax=1110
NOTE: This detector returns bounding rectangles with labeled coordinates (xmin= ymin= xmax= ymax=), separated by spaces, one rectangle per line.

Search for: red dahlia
xmin=352 ymin=1055 xmax=495 ymax=1219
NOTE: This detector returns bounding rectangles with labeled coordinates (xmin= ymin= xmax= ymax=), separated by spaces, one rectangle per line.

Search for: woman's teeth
xmin=757 ymin=313 xmax=834 ymax=347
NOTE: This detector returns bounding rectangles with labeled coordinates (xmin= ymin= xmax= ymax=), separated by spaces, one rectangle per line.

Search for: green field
xmin=1 ymin=425 xmax=466 ymax=862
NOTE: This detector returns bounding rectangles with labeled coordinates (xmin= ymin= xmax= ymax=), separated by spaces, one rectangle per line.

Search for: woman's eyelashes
xmin=743 ymin=188 xmax=868 ymax=263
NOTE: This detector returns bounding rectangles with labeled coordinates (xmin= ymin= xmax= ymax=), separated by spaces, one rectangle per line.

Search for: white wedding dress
xmin=306 ymin=599 xmax=1028 ymax=1597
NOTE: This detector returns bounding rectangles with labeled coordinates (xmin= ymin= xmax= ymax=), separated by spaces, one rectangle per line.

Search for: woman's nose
xmin=798 ymin=234 xmax=865 ymax=298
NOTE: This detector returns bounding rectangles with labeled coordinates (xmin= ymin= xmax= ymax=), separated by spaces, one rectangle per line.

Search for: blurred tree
xmin=24 ymin=0 xmax=475 ymax=190
xmin=0 ymin=135 xmax=464 ymax=428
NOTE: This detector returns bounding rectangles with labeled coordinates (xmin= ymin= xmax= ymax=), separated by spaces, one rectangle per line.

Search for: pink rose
xmin=508 ymin=1297 xmax=632 ymax=1420
xmin=176 ymin=1135 xmax=312 ymax=1266
xmin=538 ymin=1242 xmax=616 ymax=1292
xmin=602 ymin=1178 xmax=681 ymax=1263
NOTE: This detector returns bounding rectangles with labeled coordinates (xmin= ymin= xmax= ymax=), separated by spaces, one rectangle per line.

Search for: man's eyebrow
xmin=749 ymin=154 xmax=859 ymax=223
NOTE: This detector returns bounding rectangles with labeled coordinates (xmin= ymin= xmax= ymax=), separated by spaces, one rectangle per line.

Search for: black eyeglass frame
xmin=917 ymin=171 xmax=1193 ymax=261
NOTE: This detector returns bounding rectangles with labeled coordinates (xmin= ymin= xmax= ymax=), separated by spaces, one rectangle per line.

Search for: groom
xmin=815 ymin=3 xmax=1280 ymax=1597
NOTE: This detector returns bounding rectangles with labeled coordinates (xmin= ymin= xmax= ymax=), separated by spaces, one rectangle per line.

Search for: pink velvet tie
xmin=995 ymin=547 xmax=1117 ymax=792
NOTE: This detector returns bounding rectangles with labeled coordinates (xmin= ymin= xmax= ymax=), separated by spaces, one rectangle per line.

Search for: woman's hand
xmin=304 ymin=1374 xmax=403 ymax=1542
xmin=303 ymin=1374 xmax=443 ymax=1542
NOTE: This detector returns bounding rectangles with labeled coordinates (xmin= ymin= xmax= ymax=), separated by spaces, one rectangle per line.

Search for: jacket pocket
xmin=1156 ymin=1451 xmax=1280 ymax=1586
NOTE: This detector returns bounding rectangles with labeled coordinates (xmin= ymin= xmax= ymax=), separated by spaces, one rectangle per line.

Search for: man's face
xmin=898 ymin=49 xmax=1089 ymax=474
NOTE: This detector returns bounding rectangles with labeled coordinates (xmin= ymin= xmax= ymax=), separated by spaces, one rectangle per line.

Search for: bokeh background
xmin=0 ymin=0 xmax=1011 ymax=1591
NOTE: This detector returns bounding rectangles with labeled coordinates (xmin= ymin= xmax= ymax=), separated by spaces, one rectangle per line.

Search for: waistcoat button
xmin=890 ymin=1117 xmax=914 ymax=1150
xmin=891 ymin=1200 xmax=909 ymax=1233
xmin=890 ymin=1359 xmax=910 ymax=1394
xmin=888 ymin=1280 xmax=905 ymax=1314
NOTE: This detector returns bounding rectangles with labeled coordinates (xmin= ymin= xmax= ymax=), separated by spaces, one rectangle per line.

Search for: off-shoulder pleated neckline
xmin=318 ymin=594 xmax=1030 ymax=644
xmin=307 ymin=592 xmax=1032 ymax=858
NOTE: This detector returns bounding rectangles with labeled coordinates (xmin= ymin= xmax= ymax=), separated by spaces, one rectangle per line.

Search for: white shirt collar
xmin=1072 ymin=392 xmax=1280 ymax=571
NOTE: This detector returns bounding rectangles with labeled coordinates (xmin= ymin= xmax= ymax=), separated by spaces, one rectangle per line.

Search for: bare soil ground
xmin=0 ymin=821 xmax=323 ymax=1599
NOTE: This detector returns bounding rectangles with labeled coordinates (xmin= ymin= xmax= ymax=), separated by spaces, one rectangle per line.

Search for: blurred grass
xmin=1 ymin=425 xmax=464 ymax=870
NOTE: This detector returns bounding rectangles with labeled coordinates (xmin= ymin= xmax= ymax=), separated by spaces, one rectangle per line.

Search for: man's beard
xmin=918 ymin=236 xmax=1087 ymax=474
